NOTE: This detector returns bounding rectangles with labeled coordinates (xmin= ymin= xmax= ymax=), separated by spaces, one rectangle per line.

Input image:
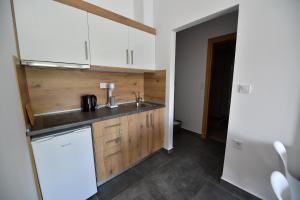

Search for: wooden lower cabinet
xmin=149 ymin=108 xmax=165 ymax=153
xmin=93 ymin=108 xmax=165 ymax=181
xmin=92 ymin=116 xmax=129 ymax=181
xmin=127 ymin=113 xmax=142 ymax=165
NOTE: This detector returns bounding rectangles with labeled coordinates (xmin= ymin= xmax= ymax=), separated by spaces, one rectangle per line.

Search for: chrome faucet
xmin=134 ymin=92 xmax=143 ymax=106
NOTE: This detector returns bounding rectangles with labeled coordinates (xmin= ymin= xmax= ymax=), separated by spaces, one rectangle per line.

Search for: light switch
xmin=238 ymin=84 xmax=252 ymax=94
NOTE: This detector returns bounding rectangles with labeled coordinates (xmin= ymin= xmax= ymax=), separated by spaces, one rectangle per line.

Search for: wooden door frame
xmin=201 ymin=32 xmax=237 ymax=139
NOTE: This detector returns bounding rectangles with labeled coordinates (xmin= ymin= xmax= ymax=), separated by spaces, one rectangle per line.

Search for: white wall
xmin=86 ymin=0 xmax=154 ymax=27
xmin=174 ymin=11 xmax=238 ymax=133
xmin=0 ymin=1 xmax=38 ymax=199
xmin=154 ymin=0 xmax=300 ymax=199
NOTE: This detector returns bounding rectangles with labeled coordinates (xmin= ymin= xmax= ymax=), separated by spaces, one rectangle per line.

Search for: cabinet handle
xmin=84 ymin=41 xmax=88 ymax=60
xmin=131 ymin=50 xmax=134 ymax=65
xmin=105 ymin=137 xmax=121 ymax=144
xmin=126 ymin=49 xmax=129 ymax=64
xmin=146 ymin=114 xmax=149 ymax=128
xmin=104 ymin=123 xmax=121 ymax=129
xmin=151 ymin=113 xmax=154 ymax=127
xmin=105 ymin=150 xmax=121 ymax=158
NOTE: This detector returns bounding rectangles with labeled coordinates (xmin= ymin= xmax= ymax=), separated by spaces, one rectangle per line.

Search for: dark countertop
xmin=27 ymin=102 xmax=165 ymax=137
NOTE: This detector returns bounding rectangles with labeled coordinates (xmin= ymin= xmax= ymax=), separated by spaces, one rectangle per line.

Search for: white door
xmin=88 ymin=13 xmax=129 ymax=68
xmin=13 ymin=0 xmax=90 ymax=65
xmin=129 ymin=27 xmax=155 ymax=69
xmin=31 ymin=127 xmax=97 ymax=200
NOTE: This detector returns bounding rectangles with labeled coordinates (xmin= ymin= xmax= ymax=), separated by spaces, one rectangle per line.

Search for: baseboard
xmin=180 ymin=128 xmax=202 ymax=136
xmin=180 ymin=126 xmax=201 ymax=135
xmin=163 ymin=147 xmax=174 ymax=154
xmin=220 ymin=177 xmax=262 ymax=199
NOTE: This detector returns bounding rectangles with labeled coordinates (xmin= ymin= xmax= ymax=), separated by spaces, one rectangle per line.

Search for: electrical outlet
xmin=100 ymin=83 xmax=108 ymax=89
xmin=233 ymin=139 xmax=243 ymax=150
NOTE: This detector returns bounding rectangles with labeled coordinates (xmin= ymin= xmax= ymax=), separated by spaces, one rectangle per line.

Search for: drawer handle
xmin=104 ymin=123 xmax=120 ymax=129
xmin=105 ymin=137 xmax=121 ymax=144
xmin=105 ymin=150 xmax=121 ymax=158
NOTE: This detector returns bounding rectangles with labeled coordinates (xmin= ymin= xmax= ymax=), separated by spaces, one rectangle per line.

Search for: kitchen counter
xmin=27 ymin=102 xmax=165 ymax=137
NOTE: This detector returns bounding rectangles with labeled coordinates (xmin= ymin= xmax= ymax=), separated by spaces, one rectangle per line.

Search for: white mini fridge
xmin=31 ymin=126 xmax=97 ymax=200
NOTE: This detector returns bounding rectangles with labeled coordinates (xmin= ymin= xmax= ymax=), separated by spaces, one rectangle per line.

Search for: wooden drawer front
xmin=104 ymin=138 xmax=122 ymax=157
xmin=93 ymin=118 xmax=120 ymax=138
xmin=103 ymin=124 xmax=121 ymax=137
xmin=94 ymin=149 xmax=123 ymax=180
xmin=104 ymin=152 xmax=123 ymax=178
xmin=93 ymin=116 xmax=130 ymax=181
xmin=103 ymin=129 xmax=120 ymax=144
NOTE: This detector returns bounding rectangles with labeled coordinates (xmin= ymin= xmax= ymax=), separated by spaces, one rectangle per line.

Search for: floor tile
xmin=145 ymin=158 xmax=207 ymax=200
xmin=96 ymin=129 xmax=260 ymax=200
xmin=97 ymin=168 xmax=143 ymax=200
xmin=133 ymin=150 xmax=173 ymax=177
xmin=191 ymin=181 xmax=240 ymax=200
xmin=111 ymin=179 xmax=166 ymax=200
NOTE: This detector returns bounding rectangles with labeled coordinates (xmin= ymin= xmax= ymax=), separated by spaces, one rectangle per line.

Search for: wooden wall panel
xmin=26 ymin=68 xmax=144 ymax=114
xmin=144 ymin=70 xmax=166 ymax=104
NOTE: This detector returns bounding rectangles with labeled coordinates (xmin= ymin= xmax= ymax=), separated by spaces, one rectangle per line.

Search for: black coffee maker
xmin=81 ymin=95 xmax=97 ymax=112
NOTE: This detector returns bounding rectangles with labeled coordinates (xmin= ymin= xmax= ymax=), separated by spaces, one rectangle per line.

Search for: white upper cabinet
xmin=88 ymin=14 xmax=129 ymax=68
xmin=88 ymin=14 xmax=155 ymax=70
xmin=13 ymin=0 xmax=90 ymax=65
xmin=85 ymin=0 xmax=134 ymax=19
xmin=129 ymin=28 xmax=155 ymax=69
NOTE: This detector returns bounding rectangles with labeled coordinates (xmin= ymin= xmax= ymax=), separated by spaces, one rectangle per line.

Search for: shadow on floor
xmin=90 ymin=129 xmax=260 ymax=200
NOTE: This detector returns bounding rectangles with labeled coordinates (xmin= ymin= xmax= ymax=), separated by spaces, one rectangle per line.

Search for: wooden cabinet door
xmin=13 ymin=0 xmax=89 ymax=64
xmin=88 ymin=13 xmax=129 ymax=68
xmin=129 ymin=27 xmax=155 ymax=70
xmin=92 ymin=116 xmax=128 ymax=181
xmin=127 ymin=114 xmax=141 ymax=165
xmin=156 ymin=108 xmax=165 ymax=150
xmin=139 ymin=112 xmax=150 ymax=159
xmin=149 ymin=109 xmax=165 ymax=153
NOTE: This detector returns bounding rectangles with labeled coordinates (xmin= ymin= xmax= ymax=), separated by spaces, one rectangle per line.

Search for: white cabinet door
xmin=129 ymin=27 xmax=155 ymax=70
xmin=85 ymin=0 xmax=134 ymax=19
xmin=13 ymin=0 xmax=89 ymax=65
xmin=88 ymin=13 xmax=129 ymax=68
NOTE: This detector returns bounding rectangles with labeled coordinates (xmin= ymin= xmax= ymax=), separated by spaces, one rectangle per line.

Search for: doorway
xmin=202 ymin=33 xmax=236 ymax=143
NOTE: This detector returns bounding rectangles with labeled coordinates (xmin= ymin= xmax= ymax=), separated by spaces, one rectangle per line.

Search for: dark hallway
xmin=207 ymin=38 xmax=236 ymax=143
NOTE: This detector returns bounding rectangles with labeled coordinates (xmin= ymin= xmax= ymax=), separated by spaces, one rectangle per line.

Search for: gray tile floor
xmin=90 ymin=129 xmax=260 ymax=200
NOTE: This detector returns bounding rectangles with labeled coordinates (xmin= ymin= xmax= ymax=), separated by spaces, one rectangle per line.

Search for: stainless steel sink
xmin=136 ymin=102 xmax=153 ymax=108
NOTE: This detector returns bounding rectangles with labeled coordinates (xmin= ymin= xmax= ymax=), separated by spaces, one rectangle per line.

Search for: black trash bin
xmin=173 ymin=120 xmax=182 ymax=134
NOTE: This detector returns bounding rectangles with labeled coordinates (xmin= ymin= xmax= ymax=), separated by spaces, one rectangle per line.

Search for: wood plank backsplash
xmin=144 ymin=70 xmax=166 ymax=104
xmin=26 ymin=68 xmax=144 ymax=114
